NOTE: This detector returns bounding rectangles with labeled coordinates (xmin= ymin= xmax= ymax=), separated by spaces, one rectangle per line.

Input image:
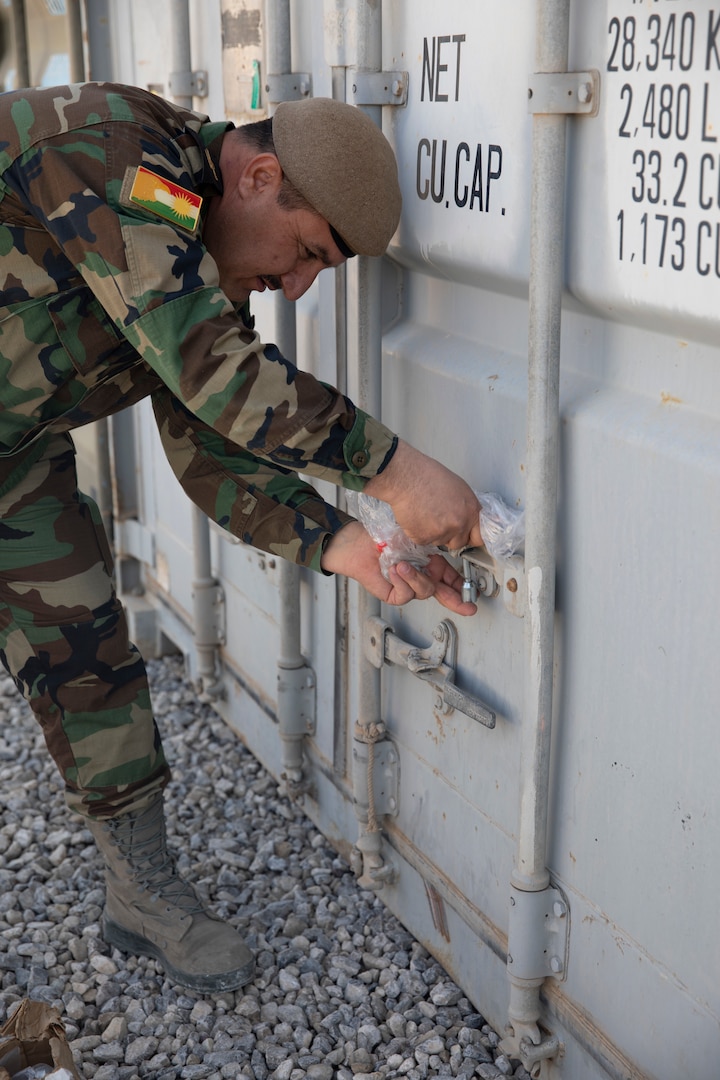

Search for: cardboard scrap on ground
xmin=0 ymin=1000 xmax=81 ymax=1080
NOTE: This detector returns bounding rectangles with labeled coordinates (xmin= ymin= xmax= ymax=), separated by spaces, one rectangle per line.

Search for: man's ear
xmin=239 ymin=152 xmax=283 ymax=198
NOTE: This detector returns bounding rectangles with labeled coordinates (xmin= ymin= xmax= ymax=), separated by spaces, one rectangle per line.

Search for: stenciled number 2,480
xmin=618 ymin=82 xmax=691 ymax=141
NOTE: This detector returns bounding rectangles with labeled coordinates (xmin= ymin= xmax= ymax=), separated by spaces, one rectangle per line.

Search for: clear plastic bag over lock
xmin=356 ymin=490 xmax=524 ymax=582
xmin=356 ymin=494 xmax=431 ymax=580
xmin=476 ymin=492 xmax=525 ymax=560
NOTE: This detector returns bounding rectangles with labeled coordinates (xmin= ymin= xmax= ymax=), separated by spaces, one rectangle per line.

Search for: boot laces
xmin=106 ymin=800 xmax=205 ymax=915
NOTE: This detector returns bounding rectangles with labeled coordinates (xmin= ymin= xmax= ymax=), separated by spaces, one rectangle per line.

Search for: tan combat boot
xmin=87 ymin=795 xmax=254 ymax=993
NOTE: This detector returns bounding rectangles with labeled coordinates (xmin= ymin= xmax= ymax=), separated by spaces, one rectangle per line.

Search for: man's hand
xmin=363 ymin=440 xmax=483 ymax=550
xmin=321 ymin=522 xmax=477 ymax=617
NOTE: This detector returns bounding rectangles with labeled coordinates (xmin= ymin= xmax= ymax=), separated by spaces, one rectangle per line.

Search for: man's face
xmin=203 ymin=150 xmax=347 ymax=305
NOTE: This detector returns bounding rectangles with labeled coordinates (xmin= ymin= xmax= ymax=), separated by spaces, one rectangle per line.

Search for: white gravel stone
xmin=271 ymin=1060 xmax=295 ymax=1080
xmin=418 ymin=1035 xmax=445 ymax=1055
xmin=88 ymin=954 xmax=118 ymax=976
xmin=305 ymin=1066 xmax=334 ymax=1080
xmin=102 ymin=1015 xmax=129 ymax=1042
xmin=124 ymin=1034 xmax=160 ymax=1065
xmin=190 ymin=1000 xmax=213 ymax=1023
xmin=278 ymin=968 xmax=300 ymax=992
xmin=48 ymin=842 xmax=68 ymax=866
xmin=430 ymin=982 xmax=463 ymax=1007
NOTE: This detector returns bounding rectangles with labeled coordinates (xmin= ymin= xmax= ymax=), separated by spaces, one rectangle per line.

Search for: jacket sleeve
xmin=2 ymin=121 xmax=397 ymax=489
xmin=153 ymin=388 xmax=356 ymax=571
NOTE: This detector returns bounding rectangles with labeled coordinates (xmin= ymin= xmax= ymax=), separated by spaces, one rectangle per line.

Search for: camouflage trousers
xmin=0 ymin=433 xmax=170 ymax=819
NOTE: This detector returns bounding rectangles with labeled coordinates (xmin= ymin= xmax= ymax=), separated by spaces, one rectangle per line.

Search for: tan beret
xmin=273 ymin=97 xmax=401 ymax=258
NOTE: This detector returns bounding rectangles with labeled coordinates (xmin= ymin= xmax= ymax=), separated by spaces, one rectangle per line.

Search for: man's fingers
xmin=426 ymin=555 xmax=478 ymax=616
xmin=433 ymin=583 xmax=478 ymax=617
xmin=392 ymin=562 xmax=435 ymax=599
xmin=391 ymin=560 xmax=477 ymax=616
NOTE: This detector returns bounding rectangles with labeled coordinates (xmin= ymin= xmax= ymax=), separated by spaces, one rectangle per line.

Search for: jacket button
xmin=351 ymin=449 xmax=369 ymax=469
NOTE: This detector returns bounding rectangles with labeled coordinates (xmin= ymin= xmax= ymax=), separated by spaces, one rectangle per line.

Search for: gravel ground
xmin=0 ymin=654 xmax=527 ymax=1080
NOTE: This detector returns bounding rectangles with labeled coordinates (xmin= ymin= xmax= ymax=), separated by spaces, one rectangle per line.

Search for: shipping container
xmin=12 ymin=1 xmax=719 ymax=1077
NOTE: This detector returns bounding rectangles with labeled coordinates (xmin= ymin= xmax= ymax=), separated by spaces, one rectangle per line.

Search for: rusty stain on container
xmin=222 ymin=8 xmax=261 ymax=48
xmin=424 ymin=879 xmax=451 ymax=942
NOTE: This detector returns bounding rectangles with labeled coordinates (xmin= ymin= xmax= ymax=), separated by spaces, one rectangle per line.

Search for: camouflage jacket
xmin=0 ymin=82 xmax=397 ymax=570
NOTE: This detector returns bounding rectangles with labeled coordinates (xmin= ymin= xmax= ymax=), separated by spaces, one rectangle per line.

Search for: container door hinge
xmin=366 ymin=617 xmax=496 ymax=729
xmin=264 ymin=72 xmax=312 ymax=104
xmin=168 ymin=70 xmax=208 ymax=99
xmin=278 ymin=664 xmax=316 ymax=800
xmin=194 ymin=583 xmax=226 ymax=648
xmin=528 ymin=70 xmax=600 ymax=116
xmin=352 ymin=730 xmax=399 ymax=821
xmin=502 ymin=1030 xmax=564 ymax=1080
xmin=351 ymin=724 xmax=399 ymax=891
xmin=507 ymin=884 xmax=570 ymax=982
xmin=502 ymin=885 xmax=570 ymax=1076
xmin=277 ymin=666 xmax=316 ymax=739
xmin=115 ymin=517 xmax=156 ymax=569
xmin=348 ymin=70 xmax=409 ymax=108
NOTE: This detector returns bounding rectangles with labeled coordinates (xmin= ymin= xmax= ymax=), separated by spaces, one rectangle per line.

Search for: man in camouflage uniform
xmin=0 ymin=82 xmax=482 ymax=992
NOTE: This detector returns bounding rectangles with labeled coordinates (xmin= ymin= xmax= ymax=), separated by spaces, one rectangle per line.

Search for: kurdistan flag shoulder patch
xmin=127 ymin=166 xmax=203 ymax=231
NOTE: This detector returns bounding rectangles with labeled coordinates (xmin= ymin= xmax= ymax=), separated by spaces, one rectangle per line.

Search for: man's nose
xmin=281 ymin=262 xmax=324 ymax=302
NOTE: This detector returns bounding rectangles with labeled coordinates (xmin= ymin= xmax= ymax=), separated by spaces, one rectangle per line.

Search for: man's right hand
xmin=363 ymin=440 xmax=483 ymax=551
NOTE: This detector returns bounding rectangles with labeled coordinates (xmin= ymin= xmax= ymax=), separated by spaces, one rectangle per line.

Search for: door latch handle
xmin=366 ymin=617 xmax=496 ymax=729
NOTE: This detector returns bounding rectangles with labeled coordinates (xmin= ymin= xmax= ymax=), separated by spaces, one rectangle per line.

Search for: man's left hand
xmin=320 ymin=522 xmax=477 ymax=617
